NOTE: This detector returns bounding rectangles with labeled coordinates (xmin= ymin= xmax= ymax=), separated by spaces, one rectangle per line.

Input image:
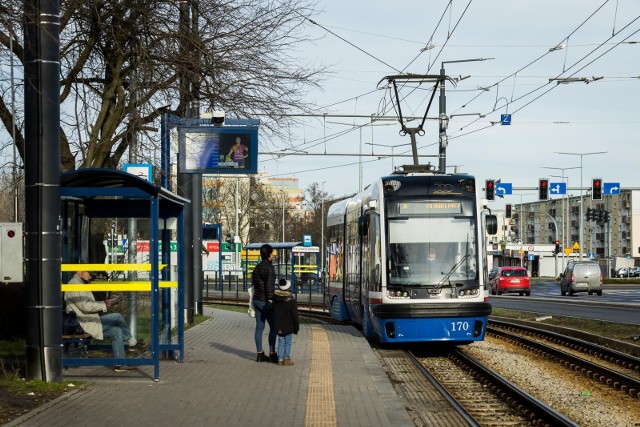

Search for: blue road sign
xmin=603 ymin=182 xmax=620 ymax=195
xmin=495 ymin=182 xmax=512 ymax=195
xmin=549 ymin=182 xmax=567 ymax=196
xmin=500 ymin=114 xmax=512 ymax=125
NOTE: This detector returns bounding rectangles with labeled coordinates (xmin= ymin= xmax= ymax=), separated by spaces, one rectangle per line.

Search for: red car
xmin=491 ymin=266 xmax=530 ymax=296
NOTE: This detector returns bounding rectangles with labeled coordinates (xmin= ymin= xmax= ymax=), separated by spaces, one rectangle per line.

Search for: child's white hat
xmin=278 ymin=279 xmax=291 ymax=291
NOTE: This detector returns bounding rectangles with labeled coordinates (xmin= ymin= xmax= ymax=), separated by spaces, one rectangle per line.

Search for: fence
xmin=203 ymin=270 xmax=329 ymax=311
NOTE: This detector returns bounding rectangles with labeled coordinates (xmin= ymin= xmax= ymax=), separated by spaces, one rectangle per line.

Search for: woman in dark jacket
xmin=251 ymin=244 xmax=277 ymax=362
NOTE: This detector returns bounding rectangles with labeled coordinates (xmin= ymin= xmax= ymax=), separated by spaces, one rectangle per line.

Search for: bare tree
xmin=0 ymin=0 xmax=325 ymax=175
xmin=202 ymin=175 xmax=288 ymax=245
xmin=303 ymin=182 xmax=330 ymax=246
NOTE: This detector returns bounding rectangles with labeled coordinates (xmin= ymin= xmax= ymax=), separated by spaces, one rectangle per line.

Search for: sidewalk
xmin=9 ymin=307 xmax=414 ymax=427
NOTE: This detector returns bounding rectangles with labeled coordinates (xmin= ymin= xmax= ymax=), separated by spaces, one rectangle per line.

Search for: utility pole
xmin=24 ymin=0 xmax=62 ymax=381
xmin=439 ymin=58 xmax=493 ymax=172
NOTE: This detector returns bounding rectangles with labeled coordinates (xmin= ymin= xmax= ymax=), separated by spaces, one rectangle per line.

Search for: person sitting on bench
xmin=64 ymin=271 xmax=143 ymax=371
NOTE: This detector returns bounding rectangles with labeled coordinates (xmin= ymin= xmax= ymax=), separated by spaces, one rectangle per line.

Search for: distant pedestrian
xmin=273 ymin=279 xmax=299 ymax=366
xmin=251 ymin=244 xmax=278 ymax=363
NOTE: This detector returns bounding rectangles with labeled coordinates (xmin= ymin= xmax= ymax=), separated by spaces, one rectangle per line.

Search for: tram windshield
xmin=386 ymin=199 xmax=478 ymax=286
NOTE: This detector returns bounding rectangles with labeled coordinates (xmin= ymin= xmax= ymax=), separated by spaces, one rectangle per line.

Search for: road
xmin=489 ymin=282 xmax=640 ymax=326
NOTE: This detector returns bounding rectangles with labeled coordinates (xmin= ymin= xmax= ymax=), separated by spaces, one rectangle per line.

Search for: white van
xmin=559 ymin=261 xmax=603 ymax=296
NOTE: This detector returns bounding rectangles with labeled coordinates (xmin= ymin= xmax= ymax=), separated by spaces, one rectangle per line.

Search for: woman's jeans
xmin=253 ymin=300 xmax=276 ymax=353
xmin=277 ymin=334 xmax=293 ymax=361
xmin=101 ymin=313 xmax=133 ymax=360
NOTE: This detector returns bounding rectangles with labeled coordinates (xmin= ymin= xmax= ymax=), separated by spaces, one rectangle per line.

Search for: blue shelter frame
xmin=60 ymin=169 xmax=188 ymax=381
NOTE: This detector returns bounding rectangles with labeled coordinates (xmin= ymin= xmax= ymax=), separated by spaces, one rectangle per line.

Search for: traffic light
xmin=555 ymin=240 xmax=560 ymax=254
xmin=538 ymin=178 xmax=549 ymax=200
xmin=604 ymin=211 xmax=611 ymax=223
xmin=485 ymin=179 xmax=495 ymax=201
xmin=505 ymin=204 xmax=512 ymax=218
xmin=586 ymin=208 xmax=592 ymax=221
xmin=592 ymin=178 xmax=603 ymax=200
xmin=597 ymin=209 xmax=604 ymax=222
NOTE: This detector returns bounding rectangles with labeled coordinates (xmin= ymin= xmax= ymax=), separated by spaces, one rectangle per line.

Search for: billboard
xmin=178 ymin=126 xmax=258 ymax=174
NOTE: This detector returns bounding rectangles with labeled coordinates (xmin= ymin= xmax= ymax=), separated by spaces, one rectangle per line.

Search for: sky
xmin=258 ymin=0 xmax=640 ymax=208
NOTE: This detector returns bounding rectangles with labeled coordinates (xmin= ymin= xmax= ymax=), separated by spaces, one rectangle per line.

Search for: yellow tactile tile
xmin=304 ymin=326 xmax=337 ymax=427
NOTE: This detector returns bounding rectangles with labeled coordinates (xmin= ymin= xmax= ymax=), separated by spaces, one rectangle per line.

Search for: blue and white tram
xmin=325 ymin=169 xmax=498 ymax=344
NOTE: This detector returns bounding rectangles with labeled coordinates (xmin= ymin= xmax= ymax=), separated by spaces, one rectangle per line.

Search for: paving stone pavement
xmin=8 ymin=307 xmax=414 ymax=427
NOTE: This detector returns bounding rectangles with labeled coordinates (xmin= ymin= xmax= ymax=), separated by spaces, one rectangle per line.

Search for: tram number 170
xmin=449 ymin=321 xmax=471 ymax=332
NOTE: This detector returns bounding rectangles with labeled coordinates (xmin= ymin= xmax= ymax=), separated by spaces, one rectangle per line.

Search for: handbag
xmin=248 ymin=286 xmax=255 ymax=317
xmin=62 ymin=310 xmax=85 ymax=335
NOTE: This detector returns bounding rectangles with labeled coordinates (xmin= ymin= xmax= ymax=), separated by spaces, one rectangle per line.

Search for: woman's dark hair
xmin=260 ymin=244 xmax=273 ymax=261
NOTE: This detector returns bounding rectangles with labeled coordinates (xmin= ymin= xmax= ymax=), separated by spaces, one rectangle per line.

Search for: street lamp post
xmin=542 ymin=165 xmax=580 ymax=270
xmin=365 ymin=142 xmax=412 ymax=171
xmin=439 ymin=58 xmax=493 ymax=172
xmin=555 ymin=152 xmax=607 ymax=260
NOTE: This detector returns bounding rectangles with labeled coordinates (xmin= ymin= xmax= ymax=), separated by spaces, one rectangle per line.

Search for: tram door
xmin=344 ymin=207 xmax=361 ymax=322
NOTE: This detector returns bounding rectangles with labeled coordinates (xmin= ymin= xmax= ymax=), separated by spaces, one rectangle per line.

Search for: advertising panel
xmin=178 ymin=126 xmax=258 ymax=174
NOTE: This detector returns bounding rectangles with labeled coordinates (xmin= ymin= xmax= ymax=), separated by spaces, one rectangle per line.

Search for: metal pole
xmin=235 ymin=177 xmax=239 ymax=269
xmin=321 ymin=182 xmax=325 ymax=276
xmin=438 ymin=65 xmax=446 ymax=173
xmin=358 ymin=128 xmax=363 ymax=192
xmin=579 ymin=156 xmax=583 ymax=260
xmin=282 ymin=192 xmax=285 ymax=242
xmin=519 ymin=195 xmax=523 ymax=267
xmin=10 ymin=24 xmax=18 ymax=221
xmin=556 ymin=151 xmax=607 ymax=260
xmin=542 ymin=212 xmax=559 ymax=277
xmin=24 ymin=0 xmax=62 ymax=382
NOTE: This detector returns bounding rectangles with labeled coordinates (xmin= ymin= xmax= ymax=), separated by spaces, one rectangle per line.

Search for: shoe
xmin=256 ymin=352 xmax=269 ymax=362
xmin=277 ymin=360 xmax=284 ymax=366
xmin=269 ymin=353 xmax=278 ymax=364
xmin=128 ymin=341 xmax=147 ymax=352
xmin=114 ymin=365 xmax=137 ymax=372
xmin=128 ymin=337 xmax=138 ymax=347
xmin=283 ymin=359 xmax=294 ymax=366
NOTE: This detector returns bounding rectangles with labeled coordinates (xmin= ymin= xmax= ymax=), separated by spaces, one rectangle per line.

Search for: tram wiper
xmin=436 ymin=254 xmax=469 ymax=288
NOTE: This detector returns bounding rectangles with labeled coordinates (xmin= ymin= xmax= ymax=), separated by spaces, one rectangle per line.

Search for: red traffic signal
xmin=485 ymin=179 xmax=495 ymax=201
xmin=592 ymin=178 xmax=603 ymax=200
xmin=538 ymin=178 xmax=549 ymax=200
xmin=505 ymin=204 xmax=512 ymax=218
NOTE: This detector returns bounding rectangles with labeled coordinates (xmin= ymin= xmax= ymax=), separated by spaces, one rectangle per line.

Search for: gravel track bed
xmin=464 ymin=338 xmax=640 ymax=427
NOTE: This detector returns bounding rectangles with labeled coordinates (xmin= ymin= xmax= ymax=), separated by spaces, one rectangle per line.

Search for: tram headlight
xmin=386 ymin=289 xmax=410 ymax=299
xmin=458 ymin=289 xmax=479 ymax=298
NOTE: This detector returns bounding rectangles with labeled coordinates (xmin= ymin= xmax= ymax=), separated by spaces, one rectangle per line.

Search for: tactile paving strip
xmin=304 ymin=326 xmax=337 ymax=426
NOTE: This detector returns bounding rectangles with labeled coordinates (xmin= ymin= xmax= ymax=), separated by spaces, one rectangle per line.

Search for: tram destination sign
xmin=399 ymin=201 xmax=463 ymax=215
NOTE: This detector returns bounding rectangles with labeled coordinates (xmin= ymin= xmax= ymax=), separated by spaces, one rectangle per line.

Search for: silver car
xmin=559 ymin=261 xmax=603 ymax=296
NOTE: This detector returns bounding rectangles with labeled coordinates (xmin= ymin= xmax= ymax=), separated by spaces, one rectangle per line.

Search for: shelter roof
xmin=61 ymin=168 xmax=189 ymax=218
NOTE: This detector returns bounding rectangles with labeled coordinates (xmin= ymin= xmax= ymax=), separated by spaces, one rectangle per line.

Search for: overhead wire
xmin=274 ymin=1 xmax=634 ymax=178
xmin=448 ymin=0 xmax=613 ymax=117
xmin=266 ymin=1 xmax=473 ymax=173
xmin=447 ymin=24 xmax=640 ymax=143
xmin=449 ymin=12 xmax=640 ymax=138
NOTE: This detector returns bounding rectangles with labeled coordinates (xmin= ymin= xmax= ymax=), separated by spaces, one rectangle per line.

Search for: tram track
xmin=379 ymin=347 xmax=577 ymax=426
xmin=487 ymin=320 xmax=640 ymax=399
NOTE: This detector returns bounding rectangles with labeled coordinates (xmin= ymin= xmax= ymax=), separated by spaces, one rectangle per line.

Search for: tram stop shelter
xmin=60 ymin=168 xmax=188 ymax=381
xmin=244 ymin=242 xmax=320 ymax=292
